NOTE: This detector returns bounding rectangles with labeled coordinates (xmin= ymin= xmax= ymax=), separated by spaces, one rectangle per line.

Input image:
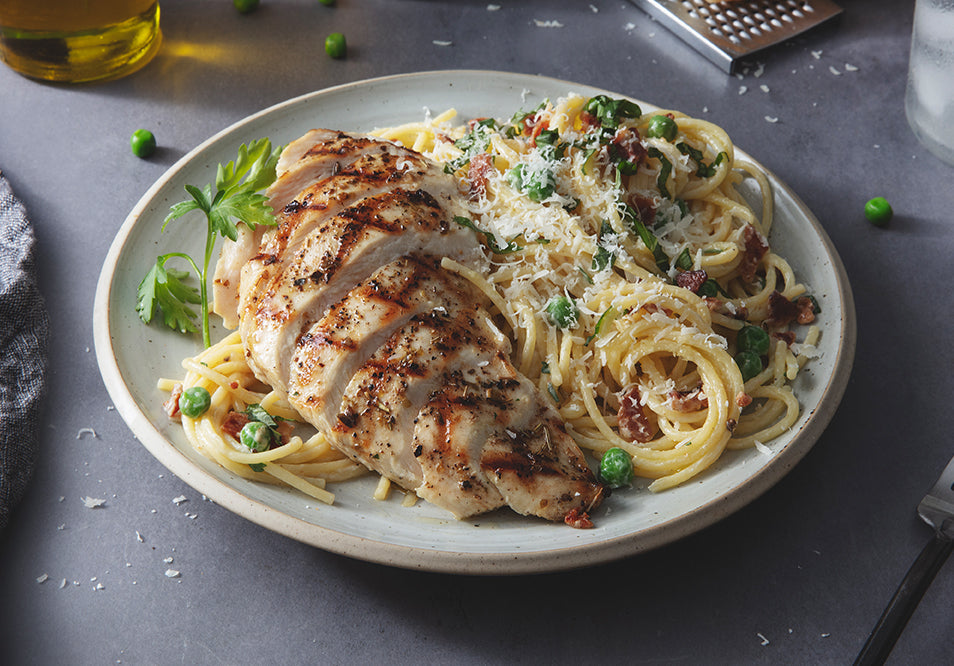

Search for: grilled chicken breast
xmin=232 ymin=130 xmax=604 ymax=523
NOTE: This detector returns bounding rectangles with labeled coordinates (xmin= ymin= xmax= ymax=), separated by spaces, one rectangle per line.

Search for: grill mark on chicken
xmin=240 ymin=185 xmax=475 ymax=391
xmin=235 ymin=130 xmax=605 ymax=524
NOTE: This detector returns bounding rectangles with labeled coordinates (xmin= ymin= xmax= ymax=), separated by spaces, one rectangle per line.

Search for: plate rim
xmin=93 ymin=69 xmax=857 ymax=575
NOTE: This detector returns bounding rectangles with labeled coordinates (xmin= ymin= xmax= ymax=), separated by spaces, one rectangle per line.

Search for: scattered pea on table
xmin=129 ymin=129 xmax=156 ymax=158
xmin=325 ymin=32 xmax=347 ymax=59
xmin=865 ymin=196 xmax=893 ymax=226
xmin=233 ymin=0 xmax=260 ymax=14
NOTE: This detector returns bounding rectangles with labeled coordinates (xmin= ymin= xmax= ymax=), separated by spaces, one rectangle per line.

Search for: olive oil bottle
xmin=0 ymin=1 xmax=160 ymax=83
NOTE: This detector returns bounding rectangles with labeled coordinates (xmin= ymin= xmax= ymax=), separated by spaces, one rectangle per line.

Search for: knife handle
xmin=854 ymin=532 xmax=954 ymax=665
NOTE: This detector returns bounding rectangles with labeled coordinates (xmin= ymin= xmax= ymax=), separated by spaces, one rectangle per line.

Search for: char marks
xmin=235 ymin=130 xmax=604 ymax=523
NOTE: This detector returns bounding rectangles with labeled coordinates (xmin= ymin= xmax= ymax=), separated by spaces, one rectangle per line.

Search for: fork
xmin=854 ymin=453 xmax=954 ymax=665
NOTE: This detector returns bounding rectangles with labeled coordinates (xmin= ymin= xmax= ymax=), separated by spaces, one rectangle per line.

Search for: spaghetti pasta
xmin=374 ymin=94 xmax=820 ymax=492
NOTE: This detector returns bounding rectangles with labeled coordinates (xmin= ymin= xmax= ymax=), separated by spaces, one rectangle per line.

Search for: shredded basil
xmin=675 ymin=248 xmax=694 ymax=270
xmin=697 ymin=278 xmax=729 ymax=298
xmin=592 ymin=245 xmax=614 ymax=271
xmin=583 ymin=95 xmax=642 ymax=130
xmin=676 ymin=142 xmax=728 ymax=178
xmin=454 ymin=216 xmax=523 ymax=254
xmin=646 ymin=147 xmax=673 ymax=199
xmin=624 ymin=204 xmax=670 ymax=272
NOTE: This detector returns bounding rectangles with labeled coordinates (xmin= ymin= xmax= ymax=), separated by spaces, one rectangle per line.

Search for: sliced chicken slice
xmin=240 ymin=186 xmax=477 ymax=391
xmin=214 ymin=130 xmax=447 ymax=328
xmin=235 ymin=130 xmax=605 ymax=523
xmin=289 ymin=259 xmax=601 ymax=520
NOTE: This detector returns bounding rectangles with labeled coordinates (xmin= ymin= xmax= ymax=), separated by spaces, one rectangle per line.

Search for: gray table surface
xmin=2 ymin=0 xmax=952 ymax=663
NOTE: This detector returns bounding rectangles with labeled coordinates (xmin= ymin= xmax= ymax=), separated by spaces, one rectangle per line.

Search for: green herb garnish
xmin=646 ymin=147 xmax=673 ymax=199
xmin=454 ymin=216 xmax=523 ymax=254
xmin=583 ymin=95 xmax=642 ymax=131
xmin=676 ymin=142 xmax=727 ymax=177
xmin=624 ymin=204 xmax=670 ymax=272
xmin=137 ymin=138 xmax=283 ymax=347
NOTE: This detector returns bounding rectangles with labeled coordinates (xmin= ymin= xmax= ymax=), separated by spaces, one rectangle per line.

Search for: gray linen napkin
xmin=0 ymin=171 xmax=49 ymax=530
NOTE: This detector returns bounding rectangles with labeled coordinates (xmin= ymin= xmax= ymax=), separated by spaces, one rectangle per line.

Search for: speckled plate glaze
xmin=94 ymin=71 xmax=856 ymax=575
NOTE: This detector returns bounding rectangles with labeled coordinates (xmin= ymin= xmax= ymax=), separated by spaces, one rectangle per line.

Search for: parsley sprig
xmin=137 ymin=138 xmax=283 ymax=347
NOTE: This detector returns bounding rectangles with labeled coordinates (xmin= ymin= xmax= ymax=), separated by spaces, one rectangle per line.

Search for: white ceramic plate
xmin=94 ymin=71 xmax=856 ymax=574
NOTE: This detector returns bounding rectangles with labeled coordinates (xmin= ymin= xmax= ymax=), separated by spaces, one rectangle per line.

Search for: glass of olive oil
xmin=0 ymin=1 xmax=161 ymax=83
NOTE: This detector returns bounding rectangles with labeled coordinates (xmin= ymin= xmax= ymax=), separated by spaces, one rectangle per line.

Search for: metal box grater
xmin=628 ymin=1 xmax=843 ymax=73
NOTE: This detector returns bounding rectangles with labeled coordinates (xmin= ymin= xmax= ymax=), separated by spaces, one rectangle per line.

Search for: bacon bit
xmin=676 ymin=269 xmax=708 ymax=293
xmin=704 ymin=297 xmax=749 ymax=320
xmin=276 ymin=419 xmax=295 ymax=444
xmin=669 ymin=387 xmax=708 ymax=412
xmin=521 ymin=114 xmax=548 ymax=147
xmin=796 ymin=296 xmax=816 ymax=325
xmin=736 ymin=392 xmax=753 ymax=408
xmin=766 ymin=290 xmax=801 ymax=327
xmin=466 ymin=117 xmax=491 ymax=131
xmin=740 ymin=224 xmax=768 ymax=282
xmin=564 ymin=507 xmax=594 ymax=529
xmin=729 ymin=302 xmax=749 ymax=321
xmin=726 ymin=418 xmax=738 ymax=432
xmin=466 ymin=152 xmax=494 ymax=199
xmin=229 ymin=381 xmax=239 ymax=389
xmin=610 ymin=127 xmax=646 ymax=166
xmin=618 ymin=385 xmax=657 ymax=443
xmin=773 ymin=330 xmax=796 ymax=346
xmin=579 ymin=111 xmax=600 ymax=132
xmin=628 ymin=192 xmax=656 ymax=226
xmin=163 ymin=383 xmax=183 ymax=421
xmin=221 ymin=411 xmax=251 ymax=438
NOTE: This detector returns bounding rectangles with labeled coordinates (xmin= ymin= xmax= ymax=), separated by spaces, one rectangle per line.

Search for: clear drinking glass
xmin=906 ymin=0 xmax=954 ymax=166
xmin=0 ymin=1 xmax=161 ymax=83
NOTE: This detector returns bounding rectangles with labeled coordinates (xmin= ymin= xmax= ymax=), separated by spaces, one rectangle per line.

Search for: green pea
xmin=129 ymin=129 xmax=156 ymax=158
xmin=545 ymin=295 xmax=579 ymax=329
xmin=736 ymin=324 xmax=770 ymax=356
xmin=239 ymin=421 xmax=273 ymax=452
xmin=864 ymin=196 xmax=893 ymax=226
xmin=325 ymin=32 xmax=347 ymax=59
xmin=178 ymin=386 xmax=211 ymax=419
xmin=647 ymin=115 xmax=678 ymax=141
xmin=599 ymin=447 xmax=634 ymax=488
xmin=735 ymin=350 xmax=764 ymax=382
xmin=233 ymin=0 xmax=259 ymax=13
